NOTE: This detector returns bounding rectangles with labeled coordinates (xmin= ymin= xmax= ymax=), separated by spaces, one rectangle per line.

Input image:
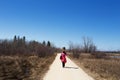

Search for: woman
xmin=60 ymin=50 xmax=67 ymax=68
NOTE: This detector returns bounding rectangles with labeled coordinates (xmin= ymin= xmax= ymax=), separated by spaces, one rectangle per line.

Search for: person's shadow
xmin=64 ymin=66 xmax=79 ymax=69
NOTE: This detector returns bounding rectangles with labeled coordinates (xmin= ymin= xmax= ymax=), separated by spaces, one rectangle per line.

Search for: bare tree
xmin=68 ymin=41 xmax=81 ymax=58
xmin=82 ymin=36 xmax=97 ymax=53
xmin=0 ymin=36 xmax=56 ymax=57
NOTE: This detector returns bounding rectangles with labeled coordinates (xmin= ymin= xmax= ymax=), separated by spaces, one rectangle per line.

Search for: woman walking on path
xmin=60 ymin=47 xmax=67 ymax=68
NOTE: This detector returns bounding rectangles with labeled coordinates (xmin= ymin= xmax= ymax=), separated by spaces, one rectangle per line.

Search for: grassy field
xmin=69 ymin=53 xmax=120 ymax=80
xmin=0 ymin=54 xmax=56 ymax=80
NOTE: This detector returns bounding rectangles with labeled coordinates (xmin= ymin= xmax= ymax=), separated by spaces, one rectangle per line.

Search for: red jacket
xmin=60 ymin=53 xmax=67 ymax=63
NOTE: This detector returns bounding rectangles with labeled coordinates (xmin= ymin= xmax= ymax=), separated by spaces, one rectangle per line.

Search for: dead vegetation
xmin=0 ymin=36 xmax=57 ymax=80
xmin=0 ymin=55 xmax=56 ymax=80
xmin=69 ymin=53 xmax=120 ymax=80
xmin=68 ymin=36 xmax=120 ymax=80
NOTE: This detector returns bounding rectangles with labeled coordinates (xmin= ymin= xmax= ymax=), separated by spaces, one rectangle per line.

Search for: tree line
xmin=68 ymin=37 xmax=98 ymax=58
xmin=0 ymin=35 xmax=56 ymax=57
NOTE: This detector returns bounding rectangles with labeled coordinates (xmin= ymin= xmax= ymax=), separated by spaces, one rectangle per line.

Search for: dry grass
xmin=69 ymin=53 xmax=120 ymax=80
xmin=0 ymin=54 xmax=56 ymax=80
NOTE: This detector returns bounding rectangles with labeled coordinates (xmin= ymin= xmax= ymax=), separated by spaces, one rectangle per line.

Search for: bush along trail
xmin=0 ymin=55 xmax=56 ymax=80
xmin=0 ymin=36 xmax=57 ymax=80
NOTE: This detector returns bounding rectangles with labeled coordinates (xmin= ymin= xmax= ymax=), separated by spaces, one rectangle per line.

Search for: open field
xmin=69 ymin=53 xmax=120 ymax=80
xmin=0 ymin=54 xmax=56 ymax=80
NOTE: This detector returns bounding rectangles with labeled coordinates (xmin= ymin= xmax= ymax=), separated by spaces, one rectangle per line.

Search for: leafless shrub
xmin=82 ymin=37 xmax=97 ymax=53
xmin=68 ymin=42 xmax=81 ymax=58
xmin=0 ymin=55 xmax=56 ymax=80
xmin=0 ymin=36 xmax=57 ymax=80
xmin=91 ymin=52 xmax=107 ymax=59
xmin=0 ymin=36 xmax=56 ymax=57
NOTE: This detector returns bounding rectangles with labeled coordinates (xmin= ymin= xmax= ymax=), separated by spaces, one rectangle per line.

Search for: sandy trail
xmin=43 ymin=53 xmax=94 ymax=80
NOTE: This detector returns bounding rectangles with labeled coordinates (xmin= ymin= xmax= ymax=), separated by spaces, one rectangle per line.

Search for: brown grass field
xmin=0 ymin=54 xmax=56 ymax=80
xmin=69 ymin=53 xmax=120 ymax=80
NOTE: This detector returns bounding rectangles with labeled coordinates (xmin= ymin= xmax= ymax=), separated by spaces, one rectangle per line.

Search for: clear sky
xmin=0 ymin=0 xmax=120 ymax=51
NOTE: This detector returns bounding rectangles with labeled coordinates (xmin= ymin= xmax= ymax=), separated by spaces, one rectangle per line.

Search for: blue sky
xmin=0 ymin=0 xmax=120 ymax=50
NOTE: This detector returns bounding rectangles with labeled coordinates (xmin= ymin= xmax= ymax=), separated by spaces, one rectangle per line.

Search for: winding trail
xmin=43 ymin=53 xmax=94 ymax=80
